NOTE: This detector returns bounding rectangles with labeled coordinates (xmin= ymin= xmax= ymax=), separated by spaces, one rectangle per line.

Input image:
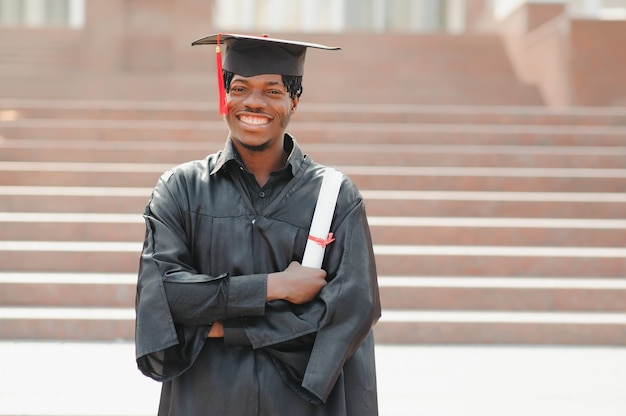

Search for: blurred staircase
xmin=1 ymin=99 xmax=625 ymax=344
xmin=0 ymin=32 xmax=625 ymax=345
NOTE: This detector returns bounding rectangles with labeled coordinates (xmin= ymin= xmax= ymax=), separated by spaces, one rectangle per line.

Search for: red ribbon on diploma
xmin=308 ymin=232 xmax=336 ymax=248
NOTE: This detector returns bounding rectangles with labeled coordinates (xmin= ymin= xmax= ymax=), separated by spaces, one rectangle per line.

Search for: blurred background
xmin=0 ymin=0 xmax=625 ymax=105
xmin=0 ymin=1 xmax=625 ymax=415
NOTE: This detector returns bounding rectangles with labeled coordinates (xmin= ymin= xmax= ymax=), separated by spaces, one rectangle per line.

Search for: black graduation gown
xmin=135 ymin=136 xmax=381 ymax=415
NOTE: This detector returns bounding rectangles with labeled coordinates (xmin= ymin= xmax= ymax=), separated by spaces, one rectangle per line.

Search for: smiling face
xmin=225 ymin=73 xmax=298 ymax=153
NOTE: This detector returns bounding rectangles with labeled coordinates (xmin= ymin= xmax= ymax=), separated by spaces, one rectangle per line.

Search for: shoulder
xmin=303 ymin=163 xmax=364 ymax=222
xmin=302 ymin=160 xmax=361 ymax=199
xmin=148 ymin=154 xmax=221 ymax=212
xmin=151 ymin=154 xmax=222 ymax=206
xmin=158 ymin=153 xmax=219 ymax=185
xmin=337 ymin=173 xmax=363 ymax=217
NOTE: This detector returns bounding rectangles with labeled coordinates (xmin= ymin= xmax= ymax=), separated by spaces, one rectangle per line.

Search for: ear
xmin=290 ymin=96 xmax=299 ymax=114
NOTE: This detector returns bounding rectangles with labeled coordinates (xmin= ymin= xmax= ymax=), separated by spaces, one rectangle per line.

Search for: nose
xmin=242 ymin=89 xmax=267 ymax=110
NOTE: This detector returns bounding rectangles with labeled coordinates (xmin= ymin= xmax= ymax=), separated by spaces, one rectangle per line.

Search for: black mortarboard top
xmin=192 ymin=33 xmax=341 ymax=77
xmin=191 ymin=33 xmax=341 ymax=114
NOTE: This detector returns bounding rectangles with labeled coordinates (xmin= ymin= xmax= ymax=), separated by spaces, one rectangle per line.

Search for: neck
xmin=235 ymin=139 xmax=287 ymax=187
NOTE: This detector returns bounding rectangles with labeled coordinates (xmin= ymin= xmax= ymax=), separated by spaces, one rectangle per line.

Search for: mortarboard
xmin=192 ymin=33 xmax=340 ymax=114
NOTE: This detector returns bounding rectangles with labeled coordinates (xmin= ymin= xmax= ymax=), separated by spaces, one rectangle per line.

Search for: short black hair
xmin=223 ymin=70 xmax=303 ymax=99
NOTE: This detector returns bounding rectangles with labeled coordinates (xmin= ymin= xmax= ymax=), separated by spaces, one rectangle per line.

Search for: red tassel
xmin=215 ymin=33 xmax=228 ymax=116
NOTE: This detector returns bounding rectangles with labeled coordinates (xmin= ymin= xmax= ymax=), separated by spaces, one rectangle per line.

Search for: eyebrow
xmin=231 ymin=78 xmax=284 ymax=87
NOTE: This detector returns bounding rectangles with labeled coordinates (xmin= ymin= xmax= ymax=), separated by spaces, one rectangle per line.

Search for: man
xmin=135 ymin=33 xmax=381 ymax=415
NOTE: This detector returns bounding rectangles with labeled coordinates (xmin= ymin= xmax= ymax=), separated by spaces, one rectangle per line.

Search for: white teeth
xmin=240 ymin=115 xmax=269 ymax=125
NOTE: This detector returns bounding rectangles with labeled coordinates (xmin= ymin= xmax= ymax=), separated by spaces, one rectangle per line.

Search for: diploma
xmin=301 ymin=168 xmax=343 ymax=268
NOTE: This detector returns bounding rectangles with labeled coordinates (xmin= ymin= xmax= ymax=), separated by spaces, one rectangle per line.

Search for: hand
xmin=207 ymin=321 xmax=224 ymax=338
xmin=267 ymin=261 xmax=327 ymax=304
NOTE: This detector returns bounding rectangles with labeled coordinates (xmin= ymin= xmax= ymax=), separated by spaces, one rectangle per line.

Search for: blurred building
xmin=1 ymin=0 xmax=625 ymax=33
xmin=0 ymin=0 xmax=625 ymax=106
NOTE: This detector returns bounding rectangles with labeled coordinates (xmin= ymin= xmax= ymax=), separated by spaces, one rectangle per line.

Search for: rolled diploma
xmin=301 ymin=168 xmax=343 ymax=268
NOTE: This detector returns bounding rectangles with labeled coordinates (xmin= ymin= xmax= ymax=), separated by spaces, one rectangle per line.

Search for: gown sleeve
xmin=135 ymin=169 xmax=267 ymax=381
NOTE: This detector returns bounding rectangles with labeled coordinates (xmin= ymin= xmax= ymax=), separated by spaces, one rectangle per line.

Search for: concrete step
xmin=2 ymin=162 xmax=625 ymax=192
xmin=0 ymin=307 xmax=133 ymax=341
xmin=2 ymin=213 xmax=625 ymax=247
xmin=0 ymin=273 xmax=136 ymax=307
xmin=363 ymin=193 xmax=626 ymax=219
xmin=2 ymin=306 xmax=626 ymax=345
xmin=3 ymin=99 xmax=626 ymax=125
xmin=1 ymin=241 xmax=625 ymax=276
xmin=376 ymin=311 xmax=626 ymax=345
xmin=0 ymin=191 xmax=148 ymax=215
xmin=379 ymin=277 xmax=626 ymax=312
xmin=1 ymin=140 xmax=624 ymax=168
xmin=3 ymin=268 xmax=626 ymax=344
xmin=3 ymin=273 xmax=626 ymax=312
xmin=2 ymin=187 xmax=625 ymax=218
xmin=374 ymin=247 xmax=626 ymax=277
xmin=367 ymin=217 xmax=626 ymax=246
xmin=2 ymin=119 xmax=625 ymax=146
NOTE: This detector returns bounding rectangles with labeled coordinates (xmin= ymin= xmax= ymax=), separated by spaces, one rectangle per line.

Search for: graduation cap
xmin=192 ymin=33 xmax=341 ymax=115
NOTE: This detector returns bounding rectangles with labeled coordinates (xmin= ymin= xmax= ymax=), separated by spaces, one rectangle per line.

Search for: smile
xmin=239 ymin=114 xmax=271 ymax=126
